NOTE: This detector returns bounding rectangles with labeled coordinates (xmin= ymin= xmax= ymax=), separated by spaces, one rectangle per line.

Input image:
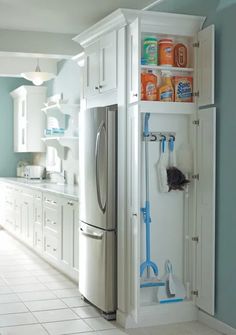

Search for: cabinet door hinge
xmin=192 ymin=174 xmax=199 ymax=180
xmin=191 ymin=290 xmax=199 ymax=297
xmin=192 ymin=236 xmax=199 ymax=242
xmin=192 ymin=41 xmax=200 ymax=48
xmin=193 ymin=91 xmax=199 ymax=97
xmin=192 ymin=120 xmax=200 ymax=126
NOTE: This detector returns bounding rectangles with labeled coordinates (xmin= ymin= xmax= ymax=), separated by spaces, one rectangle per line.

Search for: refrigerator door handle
xmin=95 ymin=121 xmax=107 ymax=214
xmin=80 ymin=227 xmax=104 ymax=240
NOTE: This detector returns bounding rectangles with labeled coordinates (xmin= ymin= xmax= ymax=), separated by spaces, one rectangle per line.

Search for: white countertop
xmin=0 ymin=178 xmax=79 ymax=201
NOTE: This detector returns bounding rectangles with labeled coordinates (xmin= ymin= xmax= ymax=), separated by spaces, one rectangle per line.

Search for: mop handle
xmin=144 ymin=113 xmax=150 ymax=204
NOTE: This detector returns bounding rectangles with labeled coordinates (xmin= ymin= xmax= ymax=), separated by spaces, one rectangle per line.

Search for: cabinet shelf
xmin=139 ymin=101 xmax=196 ymax=114
xmin=42 ymin=103 xmax=80 ymax=117
xmin=141 ymin=65 xmax=194 ymax=73
xmin=42 ymin=137 xmax=79 ymax=160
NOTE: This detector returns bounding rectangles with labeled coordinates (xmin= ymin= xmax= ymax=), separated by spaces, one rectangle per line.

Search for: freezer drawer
xmin=79 ymin=222 xmax=116 ymax=313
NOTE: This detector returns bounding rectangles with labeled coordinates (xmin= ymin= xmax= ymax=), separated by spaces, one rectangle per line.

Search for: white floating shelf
xmin=42 ymin=103 xmax=80 ymax=117
xmin=141 ymin=65 xmax=194 ymax=73
xmin=42 ymin=136 xmax=79 ymax=160
xmin=139 ymin=101 xmax=196 ymax=115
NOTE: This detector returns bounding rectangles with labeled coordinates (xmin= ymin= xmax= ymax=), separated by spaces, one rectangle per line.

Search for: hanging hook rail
xmin=142 ymin=131 xmax=176 ymax=142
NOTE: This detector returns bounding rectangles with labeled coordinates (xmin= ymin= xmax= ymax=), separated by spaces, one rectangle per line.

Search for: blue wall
xmin=152 ymin=0 xmax=236 ymax=328
xmin=0 ymin=77 xmax=32 ymax=177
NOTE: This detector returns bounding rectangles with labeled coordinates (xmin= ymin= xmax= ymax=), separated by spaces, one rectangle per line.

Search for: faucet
xmin=46 ymin=170 xmax=66 ymax=183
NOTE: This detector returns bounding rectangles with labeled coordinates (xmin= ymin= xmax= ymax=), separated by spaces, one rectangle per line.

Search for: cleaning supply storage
xmin=74 ymin=8 xmax=215 ymax=330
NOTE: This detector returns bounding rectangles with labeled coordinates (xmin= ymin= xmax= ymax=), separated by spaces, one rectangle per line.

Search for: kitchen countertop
xmin=0 ymin=178 xmax=79 ymax=201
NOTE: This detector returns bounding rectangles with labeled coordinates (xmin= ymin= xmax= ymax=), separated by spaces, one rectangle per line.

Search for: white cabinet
xmin=84 ymin=31 xmax=117 ymax=98
xmin=61 ymin=198 xmax=79 ymax=275
xmin=21 ymin=191 xmax=34 ymax=246
xmin=43 ymin=193 xmax=61 ymax=262
xmin=10 ymin=85 xmax=46 ymax=152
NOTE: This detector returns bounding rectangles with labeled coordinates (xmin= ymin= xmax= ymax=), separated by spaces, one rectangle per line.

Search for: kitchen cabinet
xmin=61 ymin=198 xmax=79 ymax=276
xmin=10 ymin=85 xmax=46 ymax=152
xmin=125 ymin=12 xmax=215 ymax=328
xmin=82 ymin=30 xmax=117 ymax=98
xmin=0 ymin=181 xmax=79 ymax=281
xmin=74 ymin=8 xmax=215 ymax=329
xmin=43 ymin=193 xmax=61 ymax=262
xmin=21 ymin=191 xmax=34 ymax=246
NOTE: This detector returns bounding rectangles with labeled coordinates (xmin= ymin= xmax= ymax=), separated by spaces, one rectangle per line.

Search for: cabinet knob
xmin=133 ymin=93 xmax=138 ymax=97
xmin=95 ymin=86 xmax=99 ymax=90
xmin=132 ymin=213 xmax=138 ymax=217
xmin=67 ymin=201 xmax=73 ymax=206
xmin=99 ymin=85 xmax=103 ymax=89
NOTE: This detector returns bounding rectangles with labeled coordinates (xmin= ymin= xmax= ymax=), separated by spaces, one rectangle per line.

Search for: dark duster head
xmin=167 ymin=167 xmax=190 ymax=192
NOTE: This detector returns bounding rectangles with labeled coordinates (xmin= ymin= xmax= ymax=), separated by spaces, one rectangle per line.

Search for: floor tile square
xmin=84 ymin=317 xmax=116 ymax=331
xmin=0 ymin=302 xmax=28 ymax=314
xmin=42 ymin=319 xmax=92 ymax=335
xmin=10 ymin=283 xmax=47 ymax=293
xmin=0 ymin=312 xmax=37 ymax=327
xmin=0 ymin=293 xmax=21 ymax=304
xmin=62 ymin=296 xmax=89 ymax=308
xmin=25 ymin=299 xmax=68 ymax=312
xmin=53 ymin=288 xmax=80 ymax=298
xmin=17 ymin=290 xmax=57 ymax=302
xmin=73 ymin=306 xmax=101 ymax=318
xmin=44 ymin=280 xmax=77 ymax=290
xmin=0 ymin=324 xmax=48 ymax=335
xmin=33 ymin=308 xmax=78 ymax=323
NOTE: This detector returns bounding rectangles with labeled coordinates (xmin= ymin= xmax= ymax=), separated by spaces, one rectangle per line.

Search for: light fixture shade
xmin=21 ymin=71 xmax=56 ymax=86
xmin=21 ymin=59 xmax=56 ymax=86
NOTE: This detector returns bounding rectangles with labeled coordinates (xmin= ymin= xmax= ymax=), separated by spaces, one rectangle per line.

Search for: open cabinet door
xmin=197 ymin=25 xmax=215 ymax=107
xmin=127 ymin=105 xmax=141 ymax=322
xmin=196 ymin=107 xmax=216 ymax=315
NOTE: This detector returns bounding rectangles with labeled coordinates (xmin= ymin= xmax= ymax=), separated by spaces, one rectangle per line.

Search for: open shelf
xmin=141 ymin=65 xmax=194 ymax=73
xmin=42 ymin=103 xmax=80 ymax=117
xmin=42 ymin=136 xmax=79 ymax=160
xmin=139 ymin=101 xmax=196 ymax=114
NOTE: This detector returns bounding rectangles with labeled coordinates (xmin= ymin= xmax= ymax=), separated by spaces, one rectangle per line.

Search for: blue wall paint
xmin=0 ymin=78 xmax=32 ymax=177
xmin=152 ymin=0 xmax=236 ymax=328
xmin=46 ymin=60 xmax=80 ymax=102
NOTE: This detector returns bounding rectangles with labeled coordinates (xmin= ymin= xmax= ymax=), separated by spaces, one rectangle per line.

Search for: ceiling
xmin=0 ymin=0 xmax=156 ymax=35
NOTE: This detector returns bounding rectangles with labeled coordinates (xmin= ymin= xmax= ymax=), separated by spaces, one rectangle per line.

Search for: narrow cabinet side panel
xmin=197 ymin=25 xmax=215 ymax=107
xmin=128 ymin=18 xmax=140 ymax=104
xmin=196 ymin=107 xmax=216 ymax=315
xmin=127 ymin=106 xmax=141 ymax=322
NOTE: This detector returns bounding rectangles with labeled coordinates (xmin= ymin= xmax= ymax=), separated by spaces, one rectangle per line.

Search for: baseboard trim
xmin=198 ymin=311 xmax=236 ymax=335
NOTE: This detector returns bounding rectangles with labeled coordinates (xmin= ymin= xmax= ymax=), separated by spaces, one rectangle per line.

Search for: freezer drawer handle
xmin=95 ymin=121 xmax=107 ymax=214
xmin=80 ymin=227 xmax=104 ymax=240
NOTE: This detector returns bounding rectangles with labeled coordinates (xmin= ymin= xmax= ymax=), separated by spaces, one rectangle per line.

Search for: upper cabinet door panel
xmin=128 ymin=18 xmax=141 ymax=104
xmin=197 ymin=25 xmax=215 ymax=107
xmin=99 ymin=31 xmax=117 ymax=93
xmin=196 ymin=107 xmax=216 ymax=315
xmin=84 ymin=42 xmax=100 ymax=98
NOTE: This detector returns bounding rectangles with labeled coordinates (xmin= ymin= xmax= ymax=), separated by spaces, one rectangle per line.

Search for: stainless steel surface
xmin=79 ymin=105 xmax=117 ymax=314
xmin=79 ymin=106 xmax=117 ymax=231
xmin=79 ymin=222 xmax=116 ymax=312
xmin=95 ymin=121 xmax=107 ymax=214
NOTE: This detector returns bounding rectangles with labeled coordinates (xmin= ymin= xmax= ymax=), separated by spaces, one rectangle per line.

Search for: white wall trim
xmin=142 ymin=0 xmax=166 ymax=11
xmin=198 ymin=311 xmax=236 ymax=335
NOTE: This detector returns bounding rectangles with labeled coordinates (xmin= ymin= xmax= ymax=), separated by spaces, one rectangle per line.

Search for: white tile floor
xmin=0 ymin=230 xmax=222 ymax=335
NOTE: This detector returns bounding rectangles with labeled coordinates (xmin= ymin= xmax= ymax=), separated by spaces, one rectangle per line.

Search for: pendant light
xmin=21 ymin=59 xmax=56 ymax=86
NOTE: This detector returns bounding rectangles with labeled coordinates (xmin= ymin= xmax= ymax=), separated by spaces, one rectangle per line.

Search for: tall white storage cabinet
xmin=74 ymin=9 xmax=215 ymax=329
xmin=10 ymin=85 xmax=46 ymax=152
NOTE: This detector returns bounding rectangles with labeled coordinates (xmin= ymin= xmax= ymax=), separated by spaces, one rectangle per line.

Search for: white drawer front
xmin=44 ymin=233 xmax=59 ymax=260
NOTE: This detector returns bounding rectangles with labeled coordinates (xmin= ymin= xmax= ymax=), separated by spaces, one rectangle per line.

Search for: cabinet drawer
xmin=35 ymin=203 xmax=43 ymax=225
xmin=44 ymin=194 xmax=59 ymax=208
xmin=5 ymin=194 xmax=14 ymax=211
xmin=44 ymin=207 xmax=59 ymax=233
xmin=44 ymin=233 xmax=59 ymax=260
xmin=34 ymin=223 xmax=43 ymax=251
xmin=34 ymin=191 xmax=42 ymax=202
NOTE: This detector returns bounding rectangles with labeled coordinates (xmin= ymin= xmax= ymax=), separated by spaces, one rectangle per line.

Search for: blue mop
xmin=140 ymin=113 xmax=165 ymax=289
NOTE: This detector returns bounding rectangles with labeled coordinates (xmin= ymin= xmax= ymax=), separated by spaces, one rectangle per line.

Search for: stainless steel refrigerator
xmin=79 ymin=105 xmax=117 ymax=318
